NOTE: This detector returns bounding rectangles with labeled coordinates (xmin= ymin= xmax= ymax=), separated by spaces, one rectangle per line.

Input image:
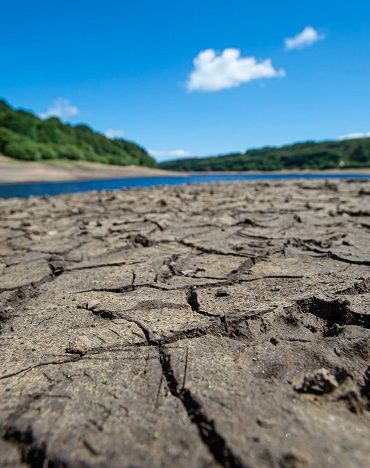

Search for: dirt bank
xmin=0 ymin=155 xmax=181 ymax=182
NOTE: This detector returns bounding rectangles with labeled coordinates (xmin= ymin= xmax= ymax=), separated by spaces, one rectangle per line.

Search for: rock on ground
xmin=0 ymin=180 xmax=369 ymax=467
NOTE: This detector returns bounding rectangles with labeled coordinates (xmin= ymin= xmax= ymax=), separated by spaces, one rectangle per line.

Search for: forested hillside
xmin=0 ymin=100 xmax=156 ymax=167
xmin=159 ymin=138 xmax=370 ymax=171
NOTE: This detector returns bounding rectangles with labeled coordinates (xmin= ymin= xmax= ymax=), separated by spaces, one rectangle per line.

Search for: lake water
xmin=0 ymin=172 xmax=370 ymax=199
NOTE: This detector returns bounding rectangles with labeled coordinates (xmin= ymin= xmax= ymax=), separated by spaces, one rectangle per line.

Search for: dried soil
xmin=0 ymin=180 xmax=369 ymax=467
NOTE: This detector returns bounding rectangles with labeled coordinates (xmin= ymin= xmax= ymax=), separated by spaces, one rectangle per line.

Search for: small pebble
xmin=295 ymin=368 xmax=339 ymax=394
xmin=66 ymin=335 xmax=92 ymax=356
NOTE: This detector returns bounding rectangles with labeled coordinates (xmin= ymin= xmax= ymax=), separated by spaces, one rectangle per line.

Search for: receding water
xmin=0 ymin=173 xmax=369 ymax=199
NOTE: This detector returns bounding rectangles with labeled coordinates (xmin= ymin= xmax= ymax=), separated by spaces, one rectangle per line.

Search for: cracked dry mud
xmin=0 ymin=180 xmax=370 ymax=468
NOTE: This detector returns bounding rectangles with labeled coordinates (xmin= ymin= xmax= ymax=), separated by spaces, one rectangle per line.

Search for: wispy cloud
xmin=338 ymin=131 xmax=370 ymax=140
xmin=150 ymin=149 xmax=192 ymax=161
xmin=187 ymin=48 xmax=285 ymax=92
xmin=105 ymin=129 xmax=125 ymax=139
xmin=285 ymin=26 xmax=325 ymax=50
xmin=40 ymin=98 xmax=79 ymax=119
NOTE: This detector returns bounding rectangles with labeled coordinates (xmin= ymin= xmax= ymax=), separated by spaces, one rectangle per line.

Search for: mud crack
xmin=158 ymin=346 xmax=247 ymax=468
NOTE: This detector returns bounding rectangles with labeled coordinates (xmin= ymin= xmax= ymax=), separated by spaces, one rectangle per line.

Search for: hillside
xmin=0 ymin=100 xmax=156 ymax=167
xmin=159 ymin=138 xmax=370 ymax=171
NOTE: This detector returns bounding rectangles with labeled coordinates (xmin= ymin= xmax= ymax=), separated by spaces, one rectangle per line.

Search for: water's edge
xmin=1 ymin=173 xmax=370 ymax=199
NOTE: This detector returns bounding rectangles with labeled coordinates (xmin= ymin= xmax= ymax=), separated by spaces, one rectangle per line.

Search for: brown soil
xmin=0 ymin=180 xmax=369 ymax=467
xmin=0 ymin=156 xmax=181 ymax=183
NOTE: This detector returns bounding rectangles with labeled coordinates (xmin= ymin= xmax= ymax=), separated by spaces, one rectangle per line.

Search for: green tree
xmin=0 ymin=99 xmax=156 ymax=167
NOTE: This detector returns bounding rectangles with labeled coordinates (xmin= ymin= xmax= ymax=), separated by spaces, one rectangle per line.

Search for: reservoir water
xmin=0 ymin=172 xmax=370 ymax=198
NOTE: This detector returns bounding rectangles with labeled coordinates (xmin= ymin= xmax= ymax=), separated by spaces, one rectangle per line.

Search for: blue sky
xmin=1 ymin=0 xmax=370 ymax=160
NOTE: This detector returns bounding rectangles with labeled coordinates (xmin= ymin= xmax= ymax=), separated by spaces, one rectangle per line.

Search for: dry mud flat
xmin=0 ymin=180 xmax=369 ymax=468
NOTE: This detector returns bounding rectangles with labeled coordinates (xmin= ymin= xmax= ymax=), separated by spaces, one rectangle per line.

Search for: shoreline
xmin=0 ymin=155 xmax=182 ymax=183
xmin=0 ymin=155 xmax=370 ymax=184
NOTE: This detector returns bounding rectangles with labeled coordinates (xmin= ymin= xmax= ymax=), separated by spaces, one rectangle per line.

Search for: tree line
xmin=0 ymin=100 xmax=156 ymax=167
xmin=159 ymin=139 xmax=370 ymax=171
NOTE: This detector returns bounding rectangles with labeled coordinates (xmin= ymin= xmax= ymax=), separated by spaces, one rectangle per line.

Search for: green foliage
xmin=5 ymin=140 xmax=42 ymax=161
xmin=38 ymin=143 xmax=59 ymax=160
xmin=159 ymin=139 xmax=370 ymax=171
xmin=0 ymin=127 xmax=19 ymax=150
xmin=0 ymin=99 xmax=156 ymax=167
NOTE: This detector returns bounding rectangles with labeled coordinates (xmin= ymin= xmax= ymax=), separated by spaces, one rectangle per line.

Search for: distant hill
xmin=159 ymin=138 xmax=370 ymax=171
xmin=0 ymin=100 xmax=156 ymax=167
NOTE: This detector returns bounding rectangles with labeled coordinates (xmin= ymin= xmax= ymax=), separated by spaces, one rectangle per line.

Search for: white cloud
xmin=187 ymin=48 xmax=285 ymax=92
xmin=150 ymin=149 xmax=192 ymax=161
xmin=285 ymin=26 xmax=325 ymax=50
xmin=40 ymin=98 xmax=79 ymax=119
xmin=105 ymin=129 xmax=125 ymax=139
xmin=338 ymin=132 xmax=370 ymax=140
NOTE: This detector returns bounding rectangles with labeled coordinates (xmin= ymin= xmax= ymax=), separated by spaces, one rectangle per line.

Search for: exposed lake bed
xmin=0 ymin=180 xmax=369 ymax=466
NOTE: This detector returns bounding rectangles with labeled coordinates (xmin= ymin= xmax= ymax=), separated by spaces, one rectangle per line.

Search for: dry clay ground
xmin=0 ymin=180 xmax=369 ymax=468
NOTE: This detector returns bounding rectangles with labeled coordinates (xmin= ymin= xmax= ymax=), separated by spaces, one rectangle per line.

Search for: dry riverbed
xmin=0 ymin=180 xmax=369 ymax=467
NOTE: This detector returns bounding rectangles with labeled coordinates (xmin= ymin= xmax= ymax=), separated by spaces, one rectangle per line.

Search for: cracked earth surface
xmin=0 ymin=180 xmax=370 ymax=467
